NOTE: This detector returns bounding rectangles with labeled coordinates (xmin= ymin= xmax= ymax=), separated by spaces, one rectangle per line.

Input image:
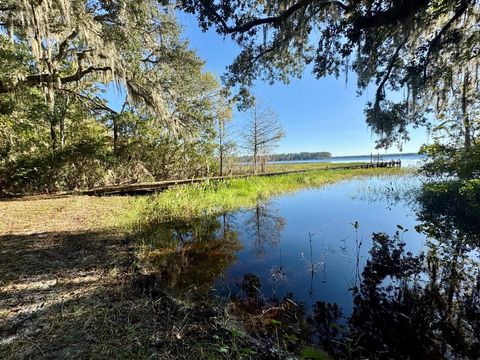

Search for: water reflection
xmin=300 ymin=187 xmax=479 ymax=358
xmin=352 ymin=174 xmax=424 ymax=208
xmin=244 ymin=201 xmax=286 ymax=258
xmin=139 ymin=215 xmax=242 ymax=295
xmin=139 ymin=176 xmax=480 ymax=358
xmin=344 ymin=213 xmax=480 ymax=359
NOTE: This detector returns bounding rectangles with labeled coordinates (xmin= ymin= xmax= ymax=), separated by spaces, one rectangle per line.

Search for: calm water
xmin=210 ymin=176 xmax=424 ymax=316
xmin=142 ymin=173 xmax=480 ymax=358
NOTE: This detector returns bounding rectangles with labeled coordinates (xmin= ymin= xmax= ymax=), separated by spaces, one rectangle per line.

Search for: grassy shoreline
xmin=0 ymin=167 xmax=407 ymax=359
xmin=132 ymin=167 xmax=405 ymax=225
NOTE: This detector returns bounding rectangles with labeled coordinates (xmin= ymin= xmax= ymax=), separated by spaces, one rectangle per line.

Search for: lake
xmin=268 ymin=153 xmax=426 ymax=167
xmin=207 ymin=175 xmax=424 ymax=315
xmin=142 ymin=173 xmax=480 ymax=358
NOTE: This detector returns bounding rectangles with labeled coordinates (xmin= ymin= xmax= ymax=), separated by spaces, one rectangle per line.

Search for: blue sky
xmin=176 ymin=13 xmax=431 ymax=157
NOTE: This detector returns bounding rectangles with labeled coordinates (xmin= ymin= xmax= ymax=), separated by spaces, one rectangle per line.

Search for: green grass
xmin=135 ymin=167 xmax=406 ymax=226
xmin=227 ymin=161 xmax=369 ymax=175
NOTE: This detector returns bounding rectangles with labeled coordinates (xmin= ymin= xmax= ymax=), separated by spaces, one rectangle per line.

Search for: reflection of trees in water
xmin=138 ymin=215 xmax=242 ymax=295
xmin=416 ymin=182 xmax=480 ymax=245
xmin=232 ymin=187 xmax=480 ymax=359
xmin=244 ymin=201 xmax=286 ymax=258
xmin=312 ymin=186 xmax=480 ymax=359
xmin=301 ymin=233 xmax=328 ymax=298
xmin=345 ymin=229 xmax=480 ymax=359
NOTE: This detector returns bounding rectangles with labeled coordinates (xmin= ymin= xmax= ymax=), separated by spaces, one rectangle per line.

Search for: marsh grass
xmin=136 ymin=167 xmax=406 ymax=227
xmin=227 ymin=161 xmax=369 ymax=175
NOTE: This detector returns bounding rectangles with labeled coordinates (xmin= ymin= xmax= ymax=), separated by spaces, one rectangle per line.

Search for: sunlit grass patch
xmin=135 ymin=167 xmax=406 ymax=227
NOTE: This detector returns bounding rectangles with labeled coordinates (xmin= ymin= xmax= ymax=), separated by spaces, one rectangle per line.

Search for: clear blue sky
xmin=107 ymin=13 xmax=431 ymax=157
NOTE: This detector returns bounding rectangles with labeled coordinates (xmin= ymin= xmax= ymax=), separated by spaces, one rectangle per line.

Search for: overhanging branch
xmin=423 ymin=0 xmax=470 ymax=81
xmin=196 ymin=0 xmax=346 ymax=34
xmin=374 ymin=37 xmax=408 ymax=109
xmin=353 ymin=0 xmax=430 ymax=31
xmin=0 ymin=66 xmax=112 ymax=94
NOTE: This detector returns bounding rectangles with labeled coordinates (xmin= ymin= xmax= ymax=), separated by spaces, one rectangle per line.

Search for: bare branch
xmin=374 ymin=37 xmax=408 ymax=109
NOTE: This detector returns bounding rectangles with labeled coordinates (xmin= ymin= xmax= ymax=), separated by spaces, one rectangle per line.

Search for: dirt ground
xmin=0 ymin=196 xmax=272 ymax=359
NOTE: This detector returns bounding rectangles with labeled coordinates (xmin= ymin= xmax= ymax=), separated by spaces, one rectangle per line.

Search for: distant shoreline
xmin=234 ymin=153 xmax=424 ymax=168
xmin=237 ymin=152 xmax=419 ymax=162
xmin=323 ymin=152 xmax=419 ymax=160
xmin=236 ymin=153 xmax=421 ymax=164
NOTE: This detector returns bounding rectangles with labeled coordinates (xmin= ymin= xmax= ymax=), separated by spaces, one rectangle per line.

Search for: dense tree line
xmin=270 ymin=152 xmax=332 ymax=162
xmin=236 ymin=151 xmax=331 ymax=163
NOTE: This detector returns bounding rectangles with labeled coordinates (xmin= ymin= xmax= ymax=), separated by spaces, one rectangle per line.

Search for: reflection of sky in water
xmin=212 ymin=175 xmax=426 ymax=316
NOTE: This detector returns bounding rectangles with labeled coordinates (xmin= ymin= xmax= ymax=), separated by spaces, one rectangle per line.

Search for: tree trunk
xmin=59 ymin=117 xmax=65 ymax=148
xmin=7 ymin=12 xmax=14 ymax=42
xmin=253 ymin=103 xmax=258 ymax=173
xmin=253 ymin=145 xmax=257 ymax=174
xmin=462 ymin=70 xmax=471 ymax=150
xmin=219 ymin=148 xmax=223 ymax=176
xmin=219 ymin=119 xmax=224 ymax=176
xmin=59 ymin=96 xmax=69 ymax=149
xmin=113 ymin=116 xmax=119 ymax=154
xmin=50 ymin=115 xmax=57 ymax=151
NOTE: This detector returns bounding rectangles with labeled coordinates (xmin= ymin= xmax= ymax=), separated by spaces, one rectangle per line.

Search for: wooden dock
xmin=80 ymin=161 xmax=400 ymax=196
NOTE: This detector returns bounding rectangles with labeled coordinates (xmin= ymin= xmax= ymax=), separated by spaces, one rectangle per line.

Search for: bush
xmin=0 ymin=139 xmax=111 ymax=193
xmin=420 ymin=143 xmax=480 ymax=179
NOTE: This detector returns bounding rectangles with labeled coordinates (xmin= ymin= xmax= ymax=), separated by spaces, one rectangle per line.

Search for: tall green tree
xmin=0 ymin=0 xmax=209 ymax=131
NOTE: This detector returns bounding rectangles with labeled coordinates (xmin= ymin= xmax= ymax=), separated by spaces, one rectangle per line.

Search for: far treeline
xmin=237 ymin=152 xmax=332 ymax=163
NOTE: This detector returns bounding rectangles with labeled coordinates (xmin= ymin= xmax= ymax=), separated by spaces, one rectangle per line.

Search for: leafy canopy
xmin=180 ymin=0 xmax=480 ymax=147
xmin=0 ymin=0 xmax=216 ymax=130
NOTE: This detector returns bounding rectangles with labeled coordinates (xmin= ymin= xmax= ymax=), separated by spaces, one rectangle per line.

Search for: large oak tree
xmin=0 ymin=0 xmax=212 ymax=131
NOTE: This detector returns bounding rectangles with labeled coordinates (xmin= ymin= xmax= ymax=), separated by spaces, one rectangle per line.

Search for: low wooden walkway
xmin=80 ymin=161 xmax=400 ymax=196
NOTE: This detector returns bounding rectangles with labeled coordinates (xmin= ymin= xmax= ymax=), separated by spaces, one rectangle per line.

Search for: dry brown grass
xmin=0 ymin=195 xmax=136 ymax=235
xmin=1 ymin=196 xmax=134 ymax=357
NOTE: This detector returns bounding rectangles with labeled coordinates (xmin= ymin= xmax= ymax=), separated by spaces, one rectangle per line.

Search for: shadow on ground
xmin=0 ymin=227 xmax=276 ymax=359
